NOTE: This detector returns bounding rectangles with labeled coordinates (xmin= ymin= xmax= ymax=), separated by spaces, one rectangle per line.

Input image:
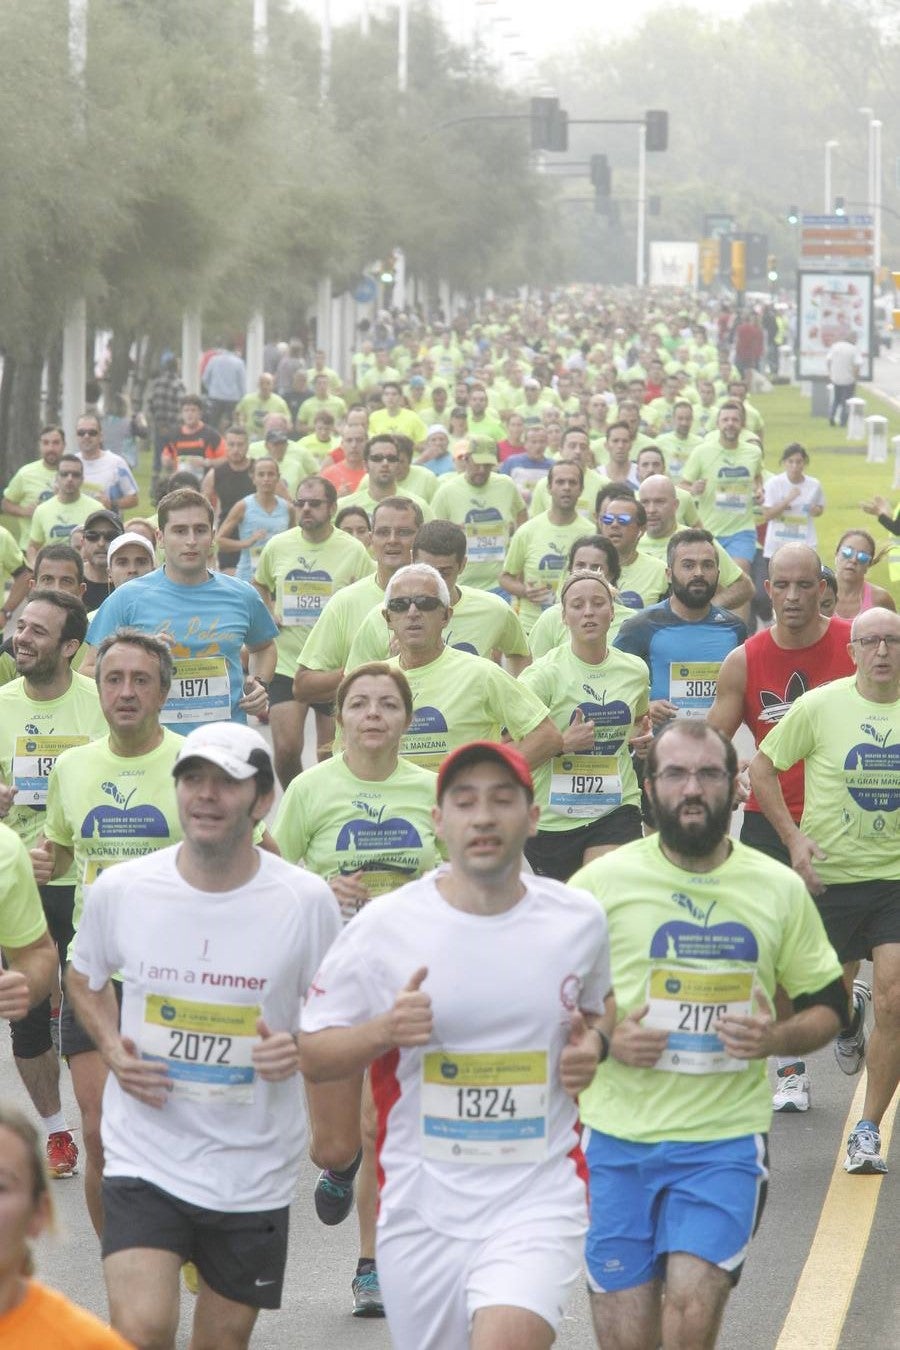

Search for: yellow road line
xmin=775 ymin=1080 xmax=897 ymax=1350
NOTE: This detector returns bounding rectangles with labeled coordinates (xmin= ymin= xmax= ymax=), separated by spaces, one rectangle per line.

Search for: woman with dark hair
xmin=833 ymin=528 xmax=895 ymax=620
xmin=527 ymin=534 xmax=629 ymax=658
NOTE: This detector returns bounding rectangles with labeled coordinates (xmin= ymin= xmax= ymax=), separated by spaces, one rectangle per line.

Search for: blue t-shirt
xmin=614 ymin=600 xmax=746 ymax=707
xmin=86 ymin=569 xmax=278 ymax=733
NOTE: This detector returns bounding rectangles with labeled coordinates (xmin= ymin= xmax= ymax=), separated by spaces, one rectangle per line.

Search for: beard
xmin=649 ymin=791 xmax=733 ymax=858
xmin=671 ymin=576 xmax=717 ymax=610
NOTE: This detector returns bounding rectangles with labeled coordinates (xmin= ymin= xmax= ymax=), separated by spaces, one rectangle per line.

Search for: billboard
xmin=796 ymin=271 xmax=874 ymax=380
xmin=649 ymin=242 xmax=698 ymax=289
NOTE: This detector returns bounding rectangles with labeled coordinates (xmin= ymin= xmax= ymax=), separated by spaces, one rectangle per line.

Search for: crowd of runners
xmin=0 ymin=286 xmax=897 ymax=1349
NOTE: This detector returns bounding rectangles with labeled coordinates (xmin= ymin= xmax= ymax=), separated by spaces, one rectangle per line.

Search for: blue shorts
xmin=584 ymin=1128 xmax=768 ymax=1293
xmin=717 ymin=530 xmax=757 ymax=562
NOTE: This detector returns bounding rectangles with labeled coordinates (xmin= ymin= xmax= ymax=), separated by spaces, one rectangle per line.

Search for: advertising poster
xmin=796 ymin=271 xmax=873 ymax=380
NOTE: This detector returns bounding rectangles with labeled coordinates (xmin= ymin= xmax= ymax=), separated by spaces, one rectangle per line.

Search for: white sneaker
xmin=834 ymin=981 xmax=871 ymax=1076
xmin=772 ymin=1063 xmax=810 ymax=1113
xmin=844 ymin=1124 xmax=888 ymax=1175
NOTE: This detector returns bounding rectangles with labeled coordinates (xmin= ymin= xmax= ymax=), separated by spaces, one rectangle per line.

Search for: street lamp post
xmin=825 ymin=139 xmax=838 ymax=213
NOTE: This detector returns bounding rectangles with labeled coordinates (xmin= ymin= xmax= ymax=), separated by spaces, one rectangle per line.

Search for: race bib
xmin=645 ymin=966 xmax=753 ymax=1074
xmin=162 ymin=657 xmax=231 ymax=725
xmin=421 ymin=1050 xmax=548 ymax=1163
xmin=668 ymin=662 xmax=721 ymax=718
xmin=465 ymin=520 xmax=506 ymax=563
xmin=12 ymin=735 xmax=88 ymax=806
xmin=549 ymin=754 xmax=622 ymax=818
xmin=281 ymin=578 xmax=332 ymax=627
xmin=714 ymin=479 xmax=750 ymax=510
xmin=770 ymin=512 xmax=807 ymax=544
xmin=141 ymin=994 xmax=261 ymax=1103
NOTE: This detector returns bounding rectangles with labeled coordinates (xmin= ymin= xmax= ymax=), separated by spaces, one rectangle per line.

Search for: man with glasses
xmin=595 ymin=488 xmax=668 ymax=612
xmin=253 ymin=476 xmax=374 ymax=787
xmin=341 ymin=436 xmax=433 ymax=522
xmin=79 ymin=510 xmax=124 ymax=611
xmin=750 ymin=607 xmax=900 ymax=1175
xmin=572 ymin=720 xmax=844 ymax=1350
xmin=74 ymin=413 xmax=139 ymax=512
xmin=294 ymin=498 xmax=422 ymax=712
xmin=26 ymin=455 xmax=96 ymax=563
xmin=379 ymin=563 xmax=560 ymax=771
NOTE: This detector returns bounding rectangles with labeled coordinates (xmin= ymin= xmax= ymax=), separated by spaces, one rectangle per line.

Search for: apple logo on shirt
xmin=80 ymin=781 xmax=169 ymax=838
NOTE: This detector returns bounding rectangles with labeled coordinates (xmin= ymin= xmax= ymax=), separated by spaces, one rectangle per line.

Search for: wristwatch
xmin=591 ymin=1026 xmax=611 ymax=1064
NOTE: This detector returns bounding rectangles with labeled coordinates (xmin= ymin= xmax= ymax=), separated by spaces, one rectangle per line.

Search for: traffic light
xmin=834 ymin=196 xmax=846 ymax=216
xmin=379 ymin=253 xmax=396 ymax=283
xmin=590 ymin=154 xmax=611 ymax=194
xmin=787 ymin=205 xmax=799 ymax=225
xmin=699 ymin=238 xmax=719 ymax=286
xmin=530 ymin=96 xmax=568 ymax=152
xmin=645 ymin=109 xmax=668 ymax=152
xmin=767 ymin=254 xmax=778 ymax=282
xmin=730 ymin=239 xmax=746 ymax=293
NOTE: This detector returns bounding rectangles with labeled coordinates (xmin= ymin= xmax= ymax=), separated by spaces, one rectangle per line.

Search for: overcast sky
xmin=294 ymin=0 xmax=755 ymax=63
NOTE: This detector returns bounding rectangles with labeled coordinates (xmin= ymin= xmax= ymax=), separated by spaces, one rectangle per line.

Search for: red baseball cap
xmin=436 ymin=741 xmax=534 ymax=801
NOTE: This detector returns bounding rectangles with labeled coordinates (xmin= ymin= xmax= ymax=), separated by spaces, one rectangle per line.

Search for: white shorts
xmin=376 ymin=1209 xmax=584 ymax=1350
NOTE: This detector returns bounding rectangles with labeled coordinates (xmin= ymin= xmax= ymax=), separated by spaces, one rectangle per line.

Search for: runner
xmin=273 ymin=663 xmax=437 ymax=1319
xmin=379 ymin=564 xmax=560 ymax=771
xmin=84 ymin=489 xmax=276 ymax=733
xmin=0 ymin=590 xmax=106 ymax=1178
xmin=521 ymin=573 xmax=649 ymax=880
xmin=708 ymin=543 xmax=854 ymax=1112
xmin=571 ymin=721 xmax=845 ymax=1350
xmin=66 ymin=724 xmax=340 ymax=1350
xmin=749 ymin=607 xmax=900 ymax=1174
xmin=299 ymin=739 xmax=616 ymax=1350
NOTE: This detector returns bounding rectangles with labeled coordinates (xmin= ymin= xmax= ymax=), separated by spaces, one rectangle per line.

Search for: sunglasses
xmin=58 ymin=470 xmax=83 ymax=478
xmin=369 ymin=453 xmax=400 ymax=464
xmin=838 ymin=546 xmax=872 ymax=564
xmin=83 ymin=530 xmax=118 ymax=543
xmin=600 ymin=512 xmax=635 ymax=526
xmin=76 ymin=428 xmax=99 ymax=437
xmin=296 ymin=498 xmax=327 ymax=509
xmin=385 ymin=595 xmax=445 ymax=614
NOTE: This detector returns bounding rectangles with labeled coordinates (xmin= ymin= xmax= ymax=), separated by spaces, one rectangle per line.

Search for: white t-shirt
xmin=762 ymin=472 xmax=825 ymax=557
xmin=301 ymin=868 xmax=612 ymax=1238
xmin=71 ymin=846 xmax=340 ymax=1211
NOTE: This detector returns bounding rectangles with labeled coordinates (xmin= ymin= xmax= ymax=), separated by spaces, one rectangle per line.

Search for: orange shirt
xmin=0 ymin=1280 xmax=131 ymax=1348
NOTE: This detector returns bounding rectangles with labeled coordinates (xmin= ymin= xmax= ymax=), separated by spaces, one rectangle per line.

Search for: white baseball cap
xmin=173 ymin=724 xmax=273 ymax=782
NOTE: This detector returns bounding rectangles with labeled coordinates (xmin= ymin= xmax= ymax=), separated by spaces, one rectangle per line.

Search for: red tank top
xmin=744 ymin=618 xmax=854 ymax=819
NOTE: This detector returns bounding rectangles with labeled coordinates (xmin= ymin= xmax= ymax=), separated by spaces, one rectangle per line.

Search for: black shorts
xmin=524 ymin=805 xmax=643 ymax=882
xmin=7 ymin=885 xmax=74 ymax=1059
xmin=739 ymin=811 xmax=791 ymax=867
xmin=101 ymin=1176 xmax=289 ymax=1310
xmin=268 ymin=672 xmax=334 ymax=718
xmin=814 ymin=880 xmax=900 ymax=963
xmin=59 ymin=974 xmax=123 ymax=1058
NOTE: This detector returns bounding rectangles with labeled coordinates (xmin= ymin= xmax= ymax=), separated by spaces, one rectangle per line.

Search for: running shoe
xmin=352 ymin=1267 xmax=385 ymax=1318
xmin=843 ymin=1124 xmax=888 ymax=1175
xmin=314 ymin=1148 xmax=362 ymax=1226
xmin=46 ymin=1131 xmax=78 ymax=1178
xmin=772 ymin=1063 xmax=810 ymax=1113
xmin=833 ymin=980 xmax=871 ymax=1076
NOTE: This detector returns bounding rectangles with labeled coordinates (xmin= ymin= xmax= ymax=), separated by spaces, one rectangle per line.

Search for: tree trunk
xmin=45 ymin=336 xmax=62 ymax=425
xmin=2 ymin=339 xmax=45 ymax=479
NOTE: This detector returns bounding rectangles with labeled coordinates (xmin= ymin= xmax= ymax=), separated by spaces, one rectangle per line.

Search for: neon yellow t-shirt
xmin=527 ymin=600 xmax=632 ymax=659
xmin=298 ymin=573 xmax=385 ymax=674
xmin=340 ymin=486 xmax=434 ymax=523
xmin=615 ymin=552 xmax=670 ymax=611
xmin=2 ymin=461 xmax=57 ymax=542
xmin=656 ymin=431 xmax=701 ymax=477
xmin=0 ymin=825 xmax=49 ymax=947
xmin=680 ymin=440 xmax=763 ymax=539
xmin=236 ymin=393 xmax=292 ymax=437
xmin=0 ymin=525 xmax=26 ymax=582
xmin=28 ymin=495 xmax=96 ymax=549
xmin=638 ymin=533 xmax=742 ymax=589
xmin=44 ymin=730 xmax=184 ymax=940
xmin=254 ymin=527 xmax=375 ymax=678
xmin=759 ymin=676 xmax=900 ymax=884
xmin=0 ymin=674 xmax=107 ymax=879
xmin=272 ymin=755 xmax=437 ymax=908
xmin=430 ymin=474 xmax=525 ymax=591
xmin=356 ymin=464 xmax=438 ymax=504
xmin=387 ymin=645 xmax=549 ymax=771
xmin=571 ymin=836 xmax=842 ymax=1142
xmin=502 ymin=513 xmax=590 ymax=633
xmin=346 ymin=585 xmax=528 ymax=670
xmin=367 ymin=408 xmax=429 ymax=444
xmin=521 ymin=644 xmax=648 ymax=832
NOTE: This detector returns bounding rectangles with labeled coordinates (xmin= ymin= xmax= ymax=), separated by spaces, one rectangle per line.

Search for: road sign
xmin=799 ymin=214 xmax=875 ymax=271
xmin=353 ymin=276 xmax=377 ymax=304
